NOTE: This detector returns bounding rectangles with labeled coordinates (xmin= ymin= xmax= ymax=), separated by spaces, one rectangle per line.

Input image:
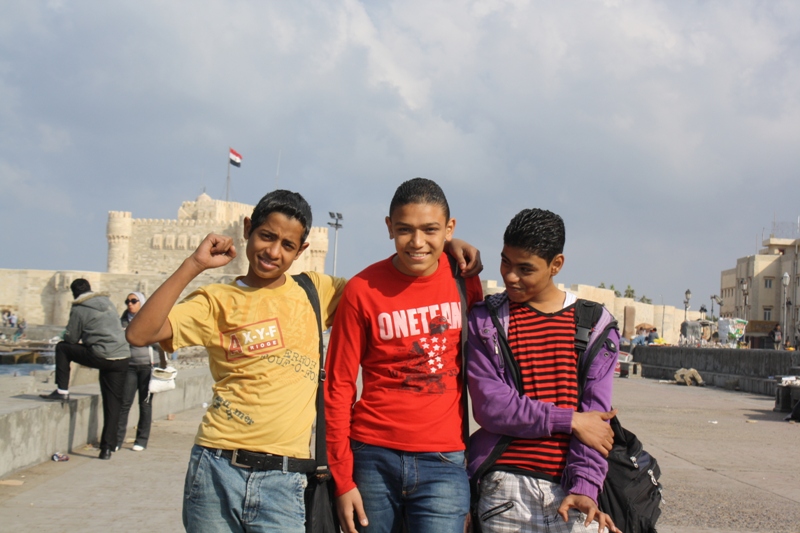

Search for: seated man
xmin=40 ymin=278 xmax=131 ymax=460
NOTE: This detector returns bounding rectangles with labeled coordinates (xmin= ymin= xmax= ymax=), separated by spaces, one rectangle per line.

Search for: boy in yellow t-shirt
xmin=127 ymin=190 xmax=346 ymax=532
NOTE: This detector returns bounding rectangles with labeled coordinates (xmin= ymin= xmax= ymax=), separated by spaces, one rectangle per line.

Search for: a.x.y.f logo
xmin=219 ymin=318 xmax=284 ymax=360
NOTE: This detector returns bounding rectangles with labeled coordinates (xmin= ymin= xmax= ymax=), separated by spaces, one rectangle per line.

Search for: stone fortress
xmin=0 ymin=195 xmax=700 ymax=343
xmin=0 ymin=194 xmax=328 ymax=328
xmin=106 ymin=193 xmax=328 ymax=277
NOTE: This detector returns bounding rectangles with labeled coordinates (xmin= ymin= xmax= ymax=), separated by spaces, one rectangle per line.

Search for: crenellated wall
xmin=106 ymin=194 xmax=328 ymax=276
xmin=0 ymin=195 xmax=330 ymax=326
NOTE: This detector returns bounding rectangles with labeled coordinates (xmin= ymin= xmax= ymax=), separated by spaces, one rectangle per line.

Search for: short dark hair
xmin=70 ymin=278 xmax=92 ymax=299
xmin=503 ymin=208 xmax=565 ymax=264
xmin=249 ymin=190 xmax=313 ymax=243
xmin=389 ymin=178 xmax=450 ymax=220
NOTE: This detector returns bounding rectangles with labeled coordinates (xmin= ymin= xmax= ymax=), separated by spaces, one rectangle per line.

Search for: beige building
xmin=720 ymin=235 xmax=799 ymax=340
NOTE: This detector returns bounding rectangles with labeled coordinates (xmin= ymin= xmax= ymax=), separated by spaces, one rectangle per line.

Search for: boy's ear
xmin=385 ymin=216 xmax=394 ymax=239
xmin=549 ymin=254 xmax=565 ymax=276
xmin=445 ymin=217 xmax=456 ymax=241
xmin=243 ymin=217 xmax=252 ymax=239
xmin=295 ymin=241 xmax=310 ymax=258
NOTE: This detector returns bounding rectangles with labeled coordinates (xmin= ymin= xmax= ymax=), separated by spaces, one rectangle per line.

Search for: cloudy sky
xmin=2 ymin=0 xmax=799 ymax=309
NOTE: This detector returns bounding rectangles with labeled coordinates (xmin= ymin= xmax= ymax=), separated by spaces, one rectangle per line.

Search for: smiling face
xmin=385 ymin=202 xmax=455 ymax=277
xmin=500 ymin=245 xmax=564 ymax=304
xmin=125 ymin=293 xmax=141 ymax=315
xmin=241 ymin=212 xmax=309 ymax=289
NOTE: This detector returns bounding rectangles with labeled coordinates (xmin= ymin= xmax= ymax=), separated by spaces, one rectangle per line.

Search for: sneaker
xmin=114 ymin=446 xmax=120 ymax=452
xmin=39 ymin=390 xmax=69 ymax=402
xmin=132 ymin=444 xmax=145 ymax=452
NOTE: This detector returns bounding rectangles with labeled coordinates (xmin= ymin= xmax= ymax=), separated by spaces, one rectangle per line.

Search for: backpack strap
xmin=292 ymin=273 xmax=329 ymax=476
xmin=574 ymin=299 xmax=619 ymax=402
xmin=487 ymin=298 xmax=523 ymax=393
xmin=446 ymin=254 xmax=472 ymax=452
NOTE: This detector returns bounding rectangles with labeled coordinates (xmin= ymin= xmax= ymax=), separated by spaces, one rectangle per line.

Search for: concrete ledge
xmin=0 ymin=366 xmax=213 ymax=478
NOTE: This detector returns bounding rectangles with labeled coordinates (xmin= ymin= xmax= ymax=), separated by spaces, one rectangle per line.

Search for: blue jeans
xmin=351 ymin=439 xmax=470 ymax=533
xmin=182 ymin=445 xmax=307 ymax=533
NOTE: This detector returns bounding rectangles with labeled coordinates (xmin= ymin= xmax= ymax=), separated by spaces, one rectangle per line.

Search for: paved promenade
xmin=1 ymin=377 xmax=798 ymax=532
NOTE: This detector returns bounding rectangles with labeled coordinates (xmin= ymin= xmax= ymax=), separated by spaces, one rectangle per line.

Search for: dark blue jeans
xmin=351 ymin=439 xmax=470 ymax=533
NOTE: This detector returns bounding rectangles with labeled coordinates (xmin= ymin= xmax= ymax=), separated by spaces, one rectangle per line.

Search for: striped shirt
xmin=493 ymin=302 xmax=578 ymax=481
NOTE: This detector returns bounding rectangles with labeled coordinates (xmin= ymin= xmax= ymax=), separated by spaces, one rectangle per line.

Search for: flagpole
xmin=226 ymin=155 xmax=231 ymax=202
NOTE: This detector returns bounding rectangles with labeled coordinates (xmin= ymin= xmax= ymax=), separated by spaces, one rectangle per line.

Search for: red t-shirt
xmin=325 ymin=254 xmax=483 ymax=496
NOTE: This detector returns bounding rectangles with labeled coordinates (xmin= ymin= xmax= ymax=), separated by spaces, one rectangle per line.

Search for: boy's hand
xmin=447 ymin=238 xmax=483 ymax=277
xmin=188 ymin=234 xmax=237 ymax=272
xmin=336 ymin=488 xmax=368 ymax=533
xmin=557 ymin=494 xmax=621 ymax=533
xmin=571 ymin=409 xmax=617 ymax=457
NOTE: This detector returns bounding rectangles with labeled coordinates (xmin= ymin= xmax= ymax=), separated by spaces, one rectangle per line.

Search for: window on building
xmin=763 ymin=308 xmax=772 ymax=321
xmin=765 ymin=278 xmax=773 ymax=289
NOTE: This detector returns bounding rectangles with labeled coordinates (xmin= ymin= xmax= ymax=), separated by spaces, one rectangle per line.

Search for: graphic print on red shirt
xmin=324 ymin=254 xmax=483 ymax=496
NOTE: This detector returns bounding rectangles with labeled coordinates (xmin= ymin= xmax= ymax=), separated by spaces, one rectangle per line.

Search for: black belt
xmin=211 ymin=447 xmax=317 ymax=473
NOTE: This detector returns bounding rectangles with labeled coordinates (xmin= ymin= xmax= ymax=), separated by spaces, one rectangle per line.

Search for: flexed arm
xmin=126 ymin=233 xmax=236 ymax=346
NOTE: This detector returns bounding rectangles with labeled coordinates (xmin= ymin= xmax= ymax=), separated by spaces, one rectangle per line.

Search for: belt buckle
xmin=230 ymin=450 xmax=251 ymax=469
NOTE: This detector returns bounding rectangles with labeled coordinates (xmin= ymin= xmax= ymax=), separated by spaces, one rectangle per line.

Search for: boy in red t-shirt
xmin=325 ymin=178 xmax=483 ymax=533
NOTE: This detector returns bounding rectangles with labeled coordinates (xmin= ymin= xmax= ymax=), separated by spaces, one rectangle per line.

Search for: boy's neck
xmin=239 ymin=272 xmax=287 ymax=289
xmin=522 ymin=283 xmax=565 ymax=314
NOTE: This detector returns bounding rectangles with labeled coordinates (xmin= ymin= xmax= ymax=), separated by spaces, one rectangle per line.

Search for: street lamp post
xmin=783 ymin=272 xmax=790 ymax=349
xmin=328 ymin=212 xmax=343 ymax=277
xmin=710 ymin=295 xmax=718 ymax=319
xmin=741 ymin=280 xmax=749 ymax=321
xmin=684 ymin=289 xmax=692 ymax=322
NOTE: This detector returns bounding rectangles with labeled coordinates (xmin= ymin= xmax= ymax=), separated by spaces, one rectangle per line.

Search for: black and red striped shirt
xmin=493 ymin=302 xmax=578 ymax=481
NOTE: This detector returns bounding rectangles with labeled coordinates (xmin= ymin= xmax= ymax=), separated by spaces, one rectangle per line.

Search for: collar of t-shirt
xmin=562 ymin=291 xmax=577 ymax=308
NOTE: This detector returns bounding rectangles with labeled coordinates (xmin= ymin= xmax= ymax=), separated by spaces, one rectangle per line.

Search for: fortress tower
xmin=107 ymin=211 xmax=133 ymax=274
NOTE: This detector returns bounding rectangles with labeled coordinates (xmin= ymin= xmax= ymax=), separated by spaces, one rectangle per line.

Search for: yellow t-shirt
xmin=163 ymin=272 xmax=345 ymax=457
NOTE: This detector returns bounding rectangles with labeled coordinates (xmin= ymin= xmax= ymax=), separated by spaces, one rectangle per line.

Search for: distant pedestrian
xmin=646 ymin=328 xmax=660 ymax=344
xmin=768 ymin=325 xmax=782 ymax=350
xmin=1 ymin=310 xmax=9 ymax=327
xmin=8 ymin=312 xmax=17 ymax=328
xmin=39 ymin=279 xmax=131 ymax=460
xmin=116 ymin=292 xmax=167 ymax=452
xmin=12 ymin=318 xmax=27 ymax=341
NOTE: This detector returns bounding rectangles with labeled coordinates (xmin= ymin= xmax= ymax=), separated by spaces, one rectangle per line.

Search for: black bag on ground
xmin=597 ymin=416 xmax=662 ymax=533
xmin=294 ymin=274 xmax=341 ymax=533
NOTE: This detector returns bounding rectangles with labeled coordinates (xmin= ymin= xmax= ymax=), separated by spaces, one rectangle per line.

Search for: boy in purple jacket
xmin=467 ymin=208 xmax=621 ymax=533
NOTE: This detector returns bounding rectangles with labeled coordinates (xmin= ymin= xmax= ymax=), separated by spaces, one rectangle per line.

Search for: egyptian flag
xmin=229 ymin=148 xmax=242 ymax=167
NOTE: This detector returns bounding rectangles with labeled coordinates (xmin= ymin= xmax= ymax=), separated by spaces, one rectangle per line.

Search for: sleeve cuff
xmin=549 ymin=407 xmax=574 ymax=435
xmin=568 ymin=478 xmax=599 ymax=505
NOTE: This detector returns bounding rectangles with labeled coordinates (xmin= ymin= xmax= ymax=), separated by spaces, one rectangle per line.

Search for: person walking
xmin=116 ymin=292 xmax=167 ymax=452
xmin=769 ymin=325 xmax=783 ymax=350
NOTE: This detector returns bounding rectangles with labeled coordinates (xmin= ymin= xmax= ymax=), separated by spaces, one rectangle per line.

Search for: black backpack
xmin=574 ymin=305 xmax=663 ymax=533
xmin=487 ymin=298 xmax=662 ymax=533
xmin=594 ymin=417 xmax=662 ymax=533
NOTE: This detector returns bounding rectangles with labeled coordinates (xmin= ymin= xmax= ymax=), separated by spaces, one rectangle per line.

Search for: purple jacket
xmin=466 ymin=292 xmax=619 ymax=503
